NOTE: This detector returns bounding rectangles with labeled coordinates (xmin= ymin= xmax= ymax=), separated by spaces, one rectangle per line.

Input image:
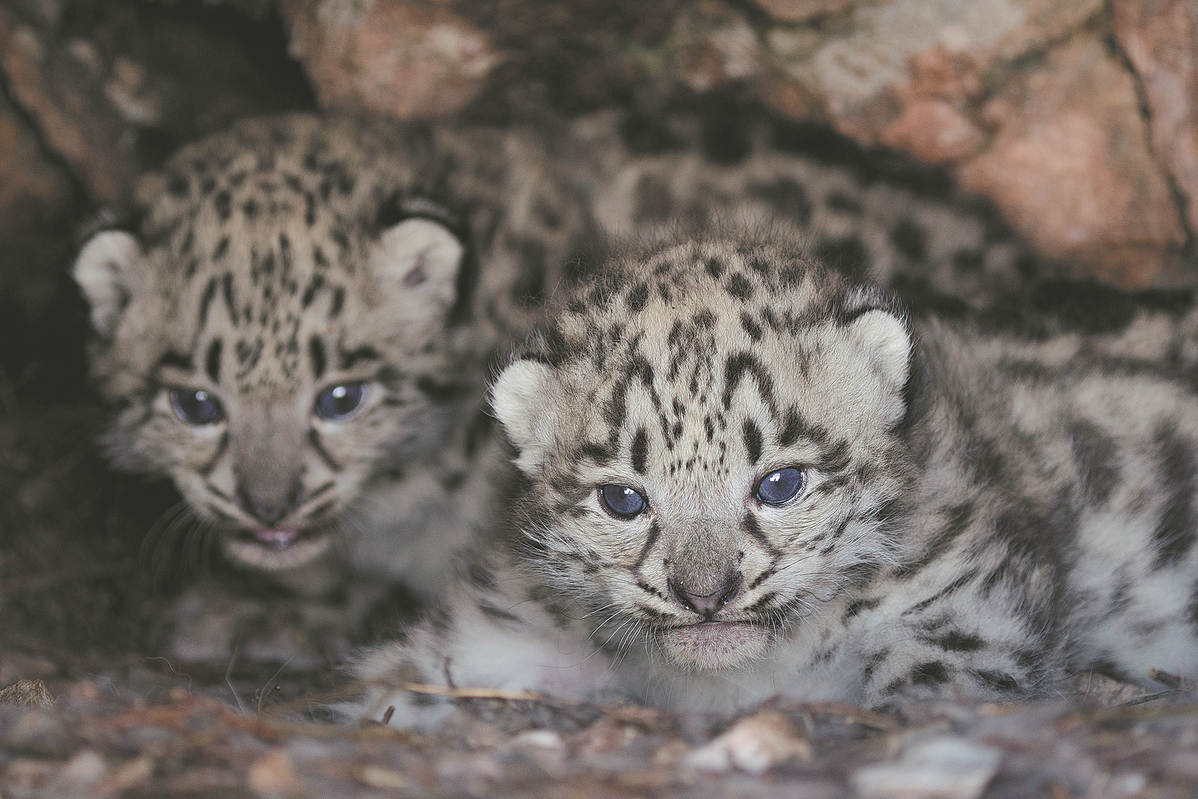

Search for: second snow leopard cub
xmin=355 ymin=235 xmax=1198 ymax=727
xmin=73 ymin=114 xmax=591 ymax=663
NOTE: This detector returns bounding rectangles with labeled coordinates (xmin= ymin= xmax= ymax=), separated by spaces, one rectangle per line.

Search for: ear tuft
xmin=846 ymin=309 xmax=910 ymax=390
xmin=491 ymin=359 xmax=559 ymax=473
xmin=374 ymin=218 xmax=464 ymax=309
xmin=72 ymin=230 xmax=145 ymax=339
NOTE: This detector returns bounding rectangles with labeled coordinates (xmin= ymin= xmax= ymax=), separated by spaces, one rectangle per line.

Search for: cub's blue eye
xmin=169 ymin=388 xmax=224 ymax=425
xmin=315 ymin=383 xmax=367 ymax=420
xmin=599 ymin=485 xmax=647 ymax=519
xmin=756 ymin=467 xmax=805 ymax=506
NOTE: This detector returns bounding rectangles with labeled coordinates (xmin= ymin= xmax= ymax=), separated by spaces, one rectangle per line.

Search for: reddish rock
xmin=1111 ymin=0 xmax=1198 ymax=239
xmin=280 ymin=0 xmax=502 ymax=120
xmin=806 ymin=0 xmax=1100 ymax=142
xmin=749 ymin=0 xmax=858 ymax=25
xmin=957 ymin=35 xmax=1185 ymax=287
xmin=877 ymin=98 xmax=985 ymax=164
xmin=0 ymin=10 xmax=139 ymax=205
xmin=0 ymin=90 xmax=73 ymax=239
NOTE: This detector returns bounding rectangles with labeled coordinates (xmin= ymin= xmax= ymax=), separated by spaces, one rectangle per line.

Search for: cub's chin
xmin=658 ymin=621 xmax=771 ymax=671
xmin=222 ymin=526 xmax=333 ymax=572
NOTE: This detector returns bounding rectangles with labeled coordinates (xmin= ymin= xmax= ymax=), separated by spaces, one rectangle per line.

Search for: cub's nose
xmin=236 ymin=479 xmax=301 ymax=527
xmin=668 ymin=572 xmax=743 ymax=619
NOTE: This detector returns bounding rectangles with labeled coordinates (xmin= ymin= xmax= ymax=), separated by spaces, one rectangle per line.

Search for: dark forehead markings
xmin=415 ymin=375 xmax=469 ymax=404
xmin=304 ymin=191 xmax=317 ymax=226
xmin=214 ymin=190 xmax=232 ymax=221
xmin=329 ymin=286 xmax=346 ymax=318
xmin=722 ymin=351 xmax=778 ymax=418
xmin=309 ymin=336 xmax=327 ymax=381
xmin=198 ymin=276 xmax=219 ymax=327
xmin=339 ymin=345 xmax=380 ymax=371
xmin=746 ymin=254 xmax=773 ymax=276
xmin=743 ymin=419 xmax=763 ymax=465
xmin=235 ymin=339 xmax=262 ymax=373
xmin=278 ymin=233 xmax=293 ymax=273
xmin=631 ymin=427 xmax=649 ymax=474
xmin=579 ymin=441 xmax=615 ymax=466
xmin=222 ymin=273 xmax=238 ymax=327
xmin=301 ymin=274 xmax=325 ymax=308
xmin=205 ymin=339 xmax=223 ymax=383
xmin=739 ymin=311 xmax=763 ymax=342
xmin=156 ymin=349 xmax=193 ymax=372
xmin=626 ymin=282 xmax=649 ymax=312
xmin=725 ymin=273 xmax=754 ymax=301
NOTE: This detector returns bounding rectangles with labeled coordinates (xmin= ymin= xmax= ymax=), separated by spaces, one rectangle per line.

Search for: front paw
xmin=345 ymin=640 xmax=457 ymax=731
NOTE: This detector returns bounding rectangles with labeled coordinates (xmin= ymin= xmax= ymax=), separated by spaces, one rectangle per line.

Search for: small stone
xmin=101 ymin=756 xmax=155 ymax=794
xmin=504 ymin=729 xmax=568 ymax=776
xmin=45 ymin=749 xmax=108 ymax=795
xmin=852 ymin=736 xmax=1002 ymax=799
xmin=357 ymin=765 xmax=407 ymax=790
xmin=1 ymin=709 xmax=75 ymax=757
xmin=684 ymin=710 xmax=812 ymax=775
xmin=247 ymin=749 xmax=309 ymax=799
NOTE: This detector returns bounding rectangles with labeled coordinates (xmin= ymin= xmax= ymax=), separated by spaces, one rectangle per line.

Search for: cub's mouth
xmin=222 ymin=526 xmax=333 ymax=571
xmin=657 ymin=620 xmax=771 ymax=671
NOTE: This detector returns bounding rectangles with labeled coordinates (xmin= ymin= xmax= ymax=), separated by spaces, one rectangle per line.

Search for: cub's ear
xmin=72 ymin=230 xmax=145 ymax=339
xmin=491 ymin=359 xmax=560 ymax=474
xmin=846 ymin=309 xmax=911 ymax=391
xmin=373 ymin=218 xmax=465 ymax=310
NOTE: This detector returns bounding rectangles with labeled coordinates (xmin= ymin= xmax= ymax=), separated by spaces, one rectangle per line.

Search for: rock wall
xmin=1 ymin=0 xmax=1195 ymax=291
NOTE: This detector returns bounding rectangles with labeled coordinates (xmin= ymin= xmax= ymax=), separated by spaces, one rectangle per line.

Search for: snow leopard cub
xmin=72 ymin=113 xmax=591 ymax=664
xmin=354 ymin=235 xmax=1198 ymax=727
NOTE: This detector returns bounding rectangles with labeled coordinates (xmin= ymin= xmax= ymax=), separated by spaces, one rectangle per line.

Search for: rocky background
xmin=1 ymin=0 xmax=1198 ymax=796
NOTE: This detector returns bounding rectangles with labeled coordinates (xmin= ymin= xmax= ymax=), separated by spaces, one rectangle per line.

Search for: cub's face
xmin=494 ymin=240 xmax=914 ymax=671
xmin=73 ymin=115 xmax=475 ymax=573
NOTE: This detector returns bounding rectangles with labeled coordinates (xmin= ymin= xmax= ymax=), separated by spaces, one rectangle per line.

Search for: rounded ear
xmin=373 ymin=218 xmax=465 ymax=309
xmin=846 ymin=309 xmax=911 ymax=391
xmin=72 ymin=230 xmax=145 ymax=339
xmin=491 ymin=359 xmax=560 ymax=474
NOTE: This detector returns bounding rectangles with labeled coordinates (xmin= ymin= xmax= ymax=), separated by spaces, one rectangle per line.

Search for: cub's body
xmin=355 ymin=237 xmax=1198 ymax=727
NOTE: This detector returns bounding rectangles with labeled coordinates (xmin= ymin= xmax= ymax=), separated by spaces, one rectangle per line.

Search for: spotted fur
xmin=571 ymin=107 xmax=1038 ymax=310
xmin=354 ymin=235 xmax=1198 ymax=727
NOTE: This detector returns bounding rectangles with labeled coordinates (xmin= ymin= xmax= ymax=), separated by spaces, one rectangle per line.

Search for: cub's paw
xmin=343 ymin=640 xmax=458 ymax=731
